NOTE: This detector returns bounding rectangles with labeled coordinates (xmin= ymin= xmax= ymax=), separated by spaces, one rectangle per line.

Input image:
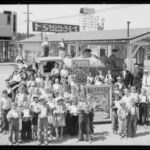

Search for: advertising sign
xmin=72 ymin=59 xmax=90 ymax=75
xmin=80 ymin=7 xmax=95 ymax=14
xmin=32 ymin=22 xmax=80 ymax=33
xmin=86 ymin=85 xmax=112 ymax=122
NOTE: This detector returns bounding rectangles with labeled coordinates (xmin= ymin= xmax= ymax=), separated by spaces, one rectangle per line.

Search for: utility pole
xmin=23 ymin=4 xmax=32 ymax=38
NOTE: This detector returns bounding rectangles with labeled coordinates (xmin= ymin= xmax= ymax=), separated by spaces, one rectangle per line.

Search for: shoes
xmin=38 ymin=141 xmax=42 ymax=145
xmin=15 ymin=142 xmax=19 ymax=145
xmin=3 ymin=130 xmax=6 ymax=134
xmin=45 ymin=141 xmax=48 ymax=145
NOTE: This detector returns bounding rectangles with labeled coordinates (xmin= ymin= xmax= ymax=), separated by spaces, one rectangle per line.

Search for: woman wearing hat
xmin=53 ymin=97 xmax=66 ymax=140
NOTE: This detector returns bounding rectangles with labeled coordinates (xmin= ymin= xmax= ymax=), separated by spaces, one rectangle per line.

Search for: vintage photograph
xmin=0 ymin=4 xmax=150 ymax=145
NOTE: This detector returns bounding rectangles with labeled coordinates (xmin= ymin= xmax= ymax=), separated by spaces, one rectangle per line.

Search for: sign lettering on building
xmin=32 ymin=22 xmax=80 ymax=33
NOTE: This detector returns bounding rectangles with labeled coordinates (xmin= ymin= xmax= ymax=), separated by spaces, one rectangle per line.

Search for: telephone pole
xmin=23 ymin=4 xmax=32 ymax=38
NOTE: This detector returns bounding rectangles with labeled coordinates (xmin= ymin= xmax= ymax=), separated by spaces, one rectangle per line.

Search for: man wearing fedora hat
xmin=120 ymin=64 xmax=132 ymax=89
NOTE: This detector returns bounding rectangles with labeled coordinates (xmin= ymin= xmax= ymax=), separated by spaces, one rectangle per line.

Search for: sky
xmin=0 ymin=4 xmax=150 ymax=34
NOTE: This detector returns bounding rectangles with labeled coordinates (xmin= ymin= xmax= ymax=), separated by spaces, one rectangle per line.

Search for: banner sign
xmin=32 ymin=22 xmax=80 ymax=33
xmin=72 ymin=59 xmax=90 ymax=75
xmin=86 ymin=85 xmax=112 ymax=122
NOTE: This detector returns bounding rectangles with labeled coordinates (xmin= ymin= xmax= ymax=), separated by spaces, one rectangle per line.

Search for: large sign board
xmin=80 ymin=7 xmax=95 ymax=14
xmin=72 ymin=59 xmax=90 ymax=75
xmin=86 ymin=85 xmax=112 ymax=122
xmin=72 ymin=59 xmax=90 ymax=85
xmin=32 ymin=22 xmax=80 ymax=33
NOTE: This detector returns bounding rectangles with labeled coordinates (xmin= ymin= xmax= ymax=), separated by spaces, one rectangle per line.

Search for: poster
xmin=72 ymin=59 xmax=90 ymax=75
xmin=86 ymin=85 xmax=112 ymax=122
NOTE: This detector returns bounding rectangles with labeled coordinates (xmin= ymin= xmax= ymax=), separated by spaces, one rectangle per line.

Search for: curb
xmin=0 ymin=63 xmax=17 ymax=66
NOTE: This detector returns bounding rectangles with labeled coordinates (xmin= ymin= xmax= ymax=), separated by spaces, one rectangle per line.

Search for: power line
xmin=23 ymin=4 xmax=33 ymax=38
xmin=33 ymin=4 xmax=139 ymax=23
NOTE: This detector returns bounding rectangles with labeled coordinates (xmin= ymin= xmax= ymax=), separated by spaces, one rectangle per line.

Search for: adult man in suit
xmin=120 ymin=64 xmax=132 ymax=89
xmin=132 ymin=64 xmax=143 ymax=94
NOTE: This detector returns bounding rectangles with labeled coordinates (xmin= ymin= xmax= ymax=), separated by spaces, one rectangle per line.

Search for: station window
xmin=100 ymin=49 xmax=105 ymax=57
xmin=7 ymin=15 xmax=11 ymax=25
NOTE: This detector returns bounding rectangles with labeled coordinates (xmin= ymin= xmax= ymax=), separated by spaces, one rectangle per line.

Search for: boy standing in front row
xmin=117 ymin=101 xmax=128 ymax=138
xmin=7 ymin=102 xmax=19 ymax=145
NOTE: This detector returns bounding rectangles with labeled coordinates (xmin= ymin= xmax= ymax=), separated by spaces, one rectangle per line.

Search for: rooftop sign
xmin=80 ymin=7 xmax=95 ymax=14
xmin=32 ymin=22 xmax=80 ymax=33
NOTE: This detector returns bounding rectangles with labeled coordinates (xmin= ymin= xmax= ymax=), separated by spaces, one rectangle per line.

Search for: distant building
xmin=0 ymin=11 xmax=17 ymax=62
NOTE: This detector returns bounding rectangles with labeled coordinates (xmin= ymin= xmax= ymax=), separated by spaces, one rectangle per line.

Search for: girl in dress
xmin=53 ymin=97 xmax=66 ymax=140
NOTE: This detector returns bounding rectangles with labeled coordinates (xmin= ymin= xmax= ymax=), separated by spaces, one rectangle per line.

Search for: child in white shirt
xmin=7 ymin=102 xmax=19 ymax=145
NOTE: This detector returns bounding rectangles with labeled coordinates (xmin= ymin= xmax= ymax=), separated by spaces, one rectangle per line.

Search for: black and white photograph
xmin=0 ymin=4 xmax=150 ymax=146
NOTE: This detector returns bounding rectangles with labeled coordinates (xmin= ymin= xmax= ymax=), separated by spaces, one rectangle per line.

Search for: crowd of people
xmin=0 ymin=57 xmax=149 ymax=145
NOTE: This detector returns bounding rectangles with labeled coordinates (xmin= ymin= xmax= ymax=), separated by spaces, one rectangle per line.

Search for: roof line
xmin=19 ymin=38 xmax=130 ymax=43
xmin=130 ymin=32 xmax=150 ymax=40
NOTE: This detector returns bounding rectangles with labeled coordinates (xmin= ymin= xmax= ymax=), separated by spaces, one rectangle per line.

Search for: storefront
xmin=18 ymin=28 xmax=150 ymax=72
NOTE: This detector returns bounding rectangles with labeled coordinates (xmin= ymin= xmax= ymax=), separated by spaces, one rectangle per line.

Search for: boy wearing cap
xmin=117 ymin=101 xmax=128 ymax=138
xmin=29 ymin=94 xmax=39 ymax=140
xmin=1 ymin=90 xmax=12 ymax=134
xmin=21 ymin=101 xmax=32 ymax=142
xmin=7 ymin=102 xmax=19 ymax=145
xmin=111 ymin=93 xmax=121 ymax=134
xmin=37 ymin=96 xmax=50 ymax=145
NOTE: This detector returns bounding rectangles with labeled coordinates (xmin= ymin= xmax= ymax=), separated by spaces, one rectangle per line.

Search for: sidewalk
xmin=0 ymin=62 xmax=16 ymax=66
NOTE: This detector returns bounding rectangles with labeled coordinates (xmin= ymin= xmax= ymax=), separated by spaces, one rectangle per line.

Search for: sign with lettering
xmin=32 ymin=22 xmax=80 ymax=33
xmin=86 ymin=85 xmax=112 ymax=122
xmin=80 ymin=7 xmax=95 ymax=14
xmin=72 ymin=59 xmax=90 ymax=75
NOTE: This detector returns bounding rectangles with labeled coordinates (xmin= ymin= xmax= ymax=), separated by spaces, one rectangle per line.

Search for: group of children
xmin=112 ymin=86 xmax=149 ymax=138
xmin=0 ymin=58 xmax=149 ymax=145
xmin=0 ymin=61 xmax=95 ymax=145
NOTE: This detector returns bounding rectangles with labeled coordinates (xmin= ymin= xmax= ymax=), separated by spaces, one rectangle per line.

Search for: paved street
xmin=0 ymin=64 xmax=150 ymax=145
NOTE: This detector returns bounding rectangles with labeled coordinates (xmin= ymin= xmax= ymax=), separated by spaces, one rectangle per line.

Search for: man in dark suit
xmin=132 ymin=64 xmax=143 ymax=93
xmin=120 ymin=64 xmax=132 ymax=89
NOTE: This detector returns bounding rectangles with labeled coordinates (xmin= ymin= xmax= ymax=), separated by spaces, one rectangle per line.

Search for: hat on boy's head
xmin=39 ymin=96 xmax=45 ymax=101
xmin=56 ymin=96 xmax=64 ymax=103
xmin=119 ymin=101 xmax=126 ymax=106
xmin=32 ymin=94 xmax=38 ymax=98
xmin=2 ymin=90 xmax=8 ymax=94
xmin=116 ymin=76 xmax=121 ymax=80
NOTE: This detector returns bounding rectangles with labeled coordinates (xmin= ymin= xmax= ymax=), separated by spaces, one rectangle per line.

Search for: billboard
xmin=32 ymin=22 xmax=80 ymax=33
xmin=72 ymin=59 xmax=90 ymax=85
xmin=80 ymin=7 xmax=95 ymax=14
xmin=72 ymin=59 xmax=90 ymax=75
xmin=86 ymin=85 xmax=112 ymax=122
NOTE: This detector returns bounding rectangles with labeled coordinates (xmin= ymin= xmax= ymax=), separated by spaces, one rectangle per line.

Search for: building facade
xmin=0 ymin=11 xmax=17 ymax=62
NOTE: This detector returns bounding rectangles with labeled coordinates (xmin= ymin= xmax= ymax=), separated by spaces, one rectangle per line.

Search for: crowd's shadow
xmin=48 ymin=131 xmax=109 ymax=144
xmin=135 ymin=131 xmax=150 ymax=137
xmin=92 ymin=131 xmax=109 ymax=142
